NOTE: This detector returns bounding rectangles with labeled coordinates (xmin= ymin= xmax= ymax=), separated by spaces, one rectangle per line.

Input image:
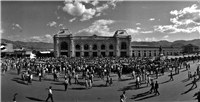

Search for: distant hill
xmin=1 ymin=39 xmax=53 ymax=50
xmin=1 ymin=38 xmax=200 ymax=50
xmin=132 ymin=39 xmax=200 ymax=47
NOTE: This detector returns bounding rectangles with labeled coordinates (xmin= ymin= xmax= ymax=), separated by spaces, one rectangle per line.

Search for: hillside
xmin=1 ymin=39 xmax=53 ymax=50
xmin=1 ymin=39 xmax=200 ymax=50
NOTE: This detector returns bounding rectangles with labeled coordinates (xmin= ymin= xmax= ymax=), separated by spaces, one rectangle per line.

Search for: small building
xmin=182 ymin=44 xmax=199 ymax=54
xmin=131 ymin=45 xmax=182 ymax=57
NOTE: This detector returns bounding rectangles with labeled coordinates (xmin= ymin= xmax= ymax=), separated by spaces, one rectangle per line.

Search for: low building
xmin=131 ymin=45 xmax=182 ymax=57
xmin=182 ymin=44 xmax=199 ymax=54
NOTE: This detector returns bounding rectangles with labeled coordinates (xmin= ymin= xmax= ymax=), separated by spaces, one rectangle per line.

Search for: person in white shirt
xmin=46 ymin=86 xmax=54 ymax=102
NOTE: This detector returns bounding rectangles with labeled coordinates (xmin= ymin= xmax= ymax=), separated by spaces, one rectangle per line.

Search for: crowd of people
xmin=1 ymin=54 xmax=200 ymax=102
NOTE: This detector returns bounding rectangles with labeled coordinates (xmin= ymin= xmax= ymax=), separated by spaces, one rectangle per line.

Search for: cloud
xmin=91 ymin=0 xmax=99 ymax=6
xmin=75 ymin=19 xmax=115 ymax=36
xmin=149 ymin=18 xmax=155 ymax=21
xmin=7 ymin=35 xmax=19 ymax=39
xmin=136 ymin=27 xmax=141 ymax=30
xmin=154 ymin=4 xmax=200 ymax=34
xmin=170 ymin=4 xmax=200 ymax=26
xmin=55 ymin=11 xmax=61 ymax=19
xmin=161 ymin=35 xmax=169 ymax=40
xmin=69 ymin=17 xmax=76 ymax=22
xmin=47 ymin=21 xmax=57 ymax=27
xmin=80 ymin=8 xmax=96 ymax=21
xmin=136 ymin=23 xmax=141 ymax=25
xmin=59 ymin=24 xmax=64 ymax=27
xmin=154 ymin=25 xmax=200 ymax=34
xmin=62 ymin=0 xmax=121 ymax=21
xmin=125 ymin=28 xmax=138 ymax=36
xmin=25 ymin=34 xmax=53 ymax=43
xmin=140 ymin=31 xmax=153 ymax=34
xmin=0 ymin=21 xmax=5 ymax=37
xmin=136 ymin=37 xmax=158 ymax=42
xmin=12 ymin=23 xmax=22 ymax=30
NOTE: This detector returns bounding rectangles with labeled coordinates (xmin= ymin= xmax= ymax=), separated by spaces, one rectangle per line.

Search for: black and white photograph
xmin=1 ymin=0 xmax=200 ymax=102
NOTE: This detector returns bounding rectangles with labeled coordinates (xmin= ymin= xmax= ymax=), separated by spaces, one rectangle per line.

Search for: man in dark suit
xmin=154 ymin=81 xmax=160 ymax=95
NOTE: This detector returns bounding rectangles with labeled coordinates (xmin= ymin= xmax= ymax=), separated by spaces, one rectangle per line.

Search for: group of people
xmin=1 ymin=54 xmax=200 ymax=102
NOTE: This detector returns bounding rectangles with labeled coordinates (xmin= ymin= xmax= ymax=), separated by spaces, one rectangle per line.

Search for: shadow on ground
xmin=26 ymin=96 xmax=45 ymax=101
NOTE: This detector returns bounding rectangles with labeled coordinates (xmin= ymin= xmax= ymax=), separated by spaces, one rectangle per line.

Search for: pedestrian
xmin=169 ymin=71 xmax=174 ymax=81
xmin=13 ymin=93 xmax=18 ymax=102
xmin=39 ymin=71 xmax=42 ymax=82
xmin=149 ymin=79 xmax=154 ymax=93
xmin=146 ymin=75 xmax=151 ymax=87
xmin=191 ymin=77 xmax=198 ymax=89
xmin=120 ymin=91 xmax=126 ymax=102
xmin=46 ymin=86 xmax=54 ymax=102
xmin=154 ymin=81 xmax=160 ymax=95
xmin=197 ymin=89 xmax=200 ymax=102
xmin=64 ymin=78 xmax=68 ymax=91
xmin=74 ymin=73 xmax=79 ymax=84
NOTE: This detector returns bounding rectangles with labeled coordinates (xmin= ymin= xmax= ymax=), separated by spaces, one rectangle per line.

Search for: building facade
xmin=182 ymin=44 xmax=199 ymax=54
xmin=132 ymin=45 xmax=182 ymax=57
xmin=53 ymin=29 xmax=132 ymax=57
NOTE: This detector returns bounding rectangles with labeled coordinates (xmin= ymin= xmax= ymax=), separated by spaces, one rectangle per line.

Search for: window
xmin=84 ymin=44 xmax=89 ymax=50
xmin=101 ymin=44 xmax=106 ymax=50
xmin=109 ymin=44 xmax=113 ymax=50
xmin=75 ymin=44 xmax=81 ymax=50
xmin=61 ymin=42 xmax=68 ymax=50
xmin=93 ymin=44 xmax=97 ymax=50
xmin=121 ymin=42 xmax=127 ymax=50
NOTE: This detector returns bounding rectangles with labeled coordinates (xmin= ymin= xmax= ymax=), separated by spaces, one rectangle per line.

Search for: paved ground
xmin=1 ymin=61 xmax=200 ymax=102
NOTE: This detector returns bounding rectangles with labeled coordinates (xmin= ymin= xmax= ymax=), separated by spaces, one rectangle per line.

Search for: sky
xmin=1 ymin=0 xmax=200 ymax=43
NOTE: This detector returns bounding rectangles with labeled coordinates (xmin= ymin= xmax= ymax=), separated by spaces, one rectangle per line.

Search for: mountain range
xmin=1 ymin=38 xmax=200 ymax=50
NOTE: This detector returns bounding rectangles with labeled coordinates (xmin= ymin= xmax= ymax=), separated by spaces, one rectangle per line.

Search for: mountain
xmin=132 ymin=39 xmax=200 ymax=47
xmin=1 ymin=39 xmax=53 ymax=50
xmin=1 ymin=38 xmax=200 ymax=50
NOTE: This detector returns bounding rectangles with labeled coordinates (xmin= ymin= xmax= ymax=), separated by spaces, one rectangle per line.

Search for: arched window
xmin=109 ymin=44 xmax=113 ymax=50
xmin=61 ymin=42 xmax=68 ymax=50
xmin=101 ymin=44 xmax=106 ymax=50
xmin=84 ymin=44 xmax=89 ymax=50
xmin=75 ymin=44 xmax=81 ymax=50
xmin=93 ymin=44 xmax=97 ymax=50
xmin=121 ymin=42 xmax=127 ymax=50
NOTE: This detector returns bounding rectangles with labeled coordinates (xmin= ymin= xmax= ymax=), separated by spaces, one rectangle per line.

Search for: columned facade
xmin=53 ymin=29 xmax=131 ymax=57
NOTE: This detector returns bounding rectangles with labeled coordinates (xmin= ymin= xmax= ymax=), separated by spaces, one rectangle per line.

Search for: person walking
xmin=154 ymin=81 xmax=160 ymax=95
xmin=39 ymin=71 xmax=42 ymax=82
xmin=120 ymin=91 xmax=126 ymax=102
xmin=197 ymin=89 xmax=200 ymax=102
xmin=191 ymin=77 xmax=198 ymax=89
xmin=149 ymin=79 xmax=154 ymax=93
xmin=169 ymin=71 xmax=174 ymax=81
xmin=13 ymin=93 xmax=18 ymax=102
xmin=46 ymin=86 xmax=54 ymax=102
xmin=64 ymin=78 xmax=68 ymax=91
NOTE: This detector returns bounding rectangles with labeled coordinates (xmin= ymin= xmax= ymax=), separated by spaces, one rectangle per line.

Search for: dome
xmin=113 ymin=30 xmax=129 ymax=37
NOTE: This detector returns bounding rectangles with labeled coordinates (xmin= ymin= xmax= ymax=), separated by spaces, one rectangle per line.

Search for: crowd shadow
xmin=93 ymin=84 xmax=106 ymax=87
xmin=181 ymin=78 xmax=190 ymax=83
xmin=130 ymin=91 xmax=157 ymax=101
xmin=181 ymin=84 xmax=196 ymax=95
xmin=11 ymin=77 xmax=27 ymax=85
xmin=118 ymin=85 xmax=135 ymax=91
xmin=51 ymin=82 xmax=64 ymax=85
xmin=26 ymin=96 xmax=44 ymax=101
xmin=120 ymin=78 xmax=133 ymax=81
xmin=71 ymin=87 xmax=86 ymax=90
